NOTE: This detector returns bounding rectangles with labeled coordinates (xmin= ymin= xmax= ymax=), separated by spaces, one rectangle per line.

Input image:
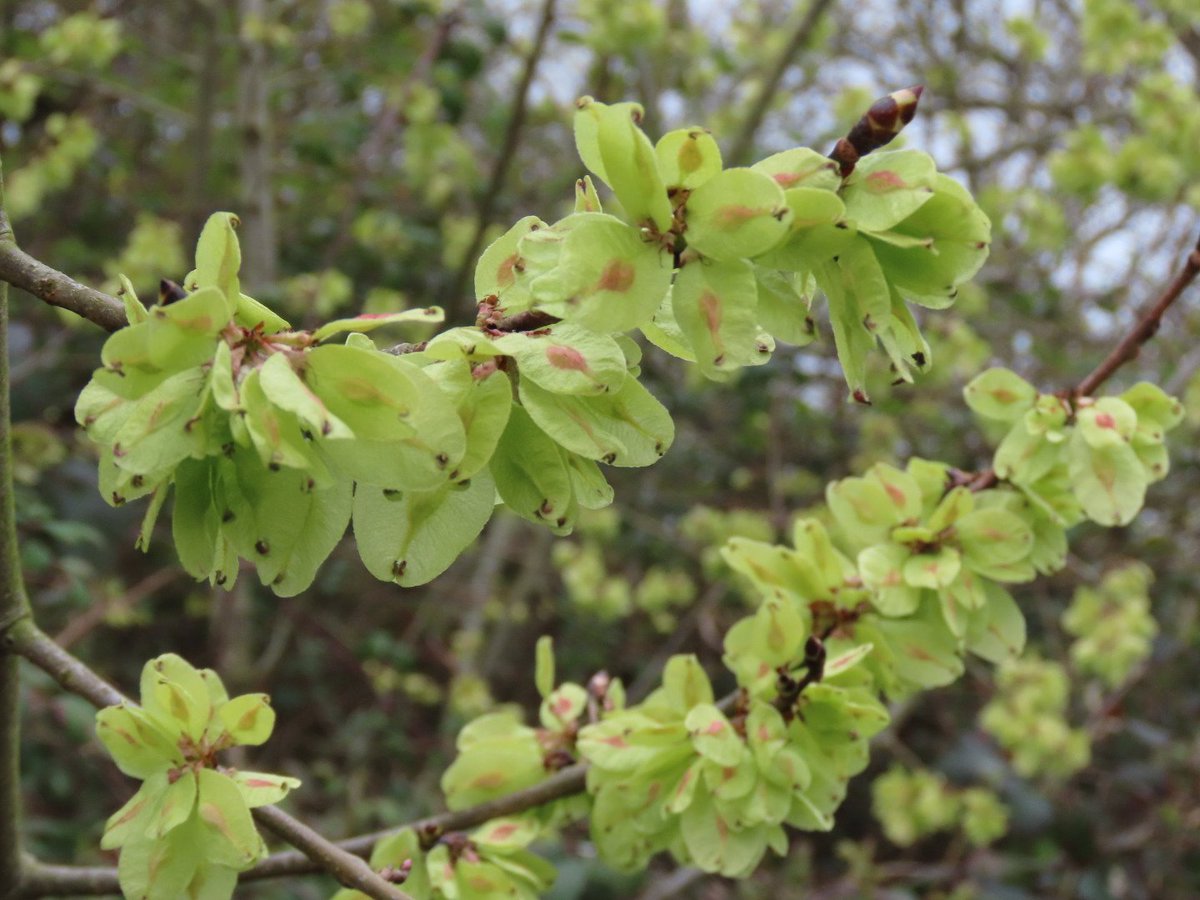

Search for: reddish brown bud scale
xmin=830 ymin=85 xmax=925 ymax=178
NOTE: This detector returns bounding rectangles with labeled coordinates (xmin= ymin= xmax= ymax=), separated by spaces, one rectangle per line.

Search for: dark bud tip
xmin=833 ymin=85 xmax=925 ymax=177
xmin=867 ymin=86 xmax=923 ymax=132
xmin=380 ymin=862 xmax=412 ymax=884
xmin=159 ymin=279 xmax=188 ymax=305
xmin=866 ymin=95 xmax=901 ymax=132
xmin=588 ymin=670 xmax=611 ymax=697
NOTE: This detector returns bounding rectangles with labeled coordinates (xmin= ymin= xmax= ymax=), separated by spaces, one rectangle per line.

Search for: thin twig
xmin=243 ymin=763 xmax=588 ymax=880
xmin=1075 ymin=234 xmax=1200 ymax=397
xmin=966 ymin=469 xmax=998 ymax=492
xmin=54 ymin=567 xmax=179 ymax=650
xmin=0 ymin=240 xmax=126 ymax=332
xmin=252 ymin=806 xmax=412 ymax=900
xmin=725 ymin=0 xmax=837 ymax=166
xmin=15 ymin=857 xmax=120 ymax=898
xmin=445 ymin=0 xmax=558 ymax=316
xmin=6 ymin=621 xmax=124 ymax=709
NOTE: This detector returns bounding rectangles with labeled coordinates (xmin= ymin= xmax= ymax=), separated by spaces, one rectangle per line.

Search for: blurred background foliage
xmin=3 ymin=0 xmax=1200 ymax=896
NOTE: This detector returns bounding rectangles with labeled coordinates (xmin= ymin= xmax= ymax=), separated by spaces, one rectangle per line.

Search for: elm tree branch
xmin=4 ymin=761 xmax=593 ymax=891
xmin=5 ymin=621 xmax=122 ymax=709
xmin=0 ymin=216 xmax=127 ymax=332
xmin=0 ymin=154 xmax=33 ymax=900
xmin=252 ymin=805 xmax=413 ymax=900
xmin=0 ymin=218 xmax=566 ymax=341
xmin=246 ymin=693 xmax=750 ymax=880
xmin=14 ymin=858 xmax=121 ymax=899
xmin=1074 ymin=234 xmax=1200 ymax=398
xmin=243 ymin=763 xmax=589 ymax=880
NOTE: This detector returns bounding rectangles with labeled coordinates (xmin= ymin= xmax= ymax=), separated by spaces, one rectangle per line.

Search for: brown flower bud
xmin=831 ymin=85 xmax=925 ymax=177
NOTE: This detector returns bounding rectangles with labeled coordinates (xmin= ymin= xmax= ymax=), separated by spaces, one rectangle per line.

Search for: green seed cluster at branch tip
xmin=95 ymin=654 xmax=298 ymax=898
xmin=964 ymin=368 xmax=1182 ymax=526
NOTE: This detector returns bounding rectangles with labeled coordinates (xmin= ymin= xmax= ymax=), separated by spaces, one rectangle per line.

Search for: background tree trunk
xmin=237 ymin=0 xmax=278 ymax=292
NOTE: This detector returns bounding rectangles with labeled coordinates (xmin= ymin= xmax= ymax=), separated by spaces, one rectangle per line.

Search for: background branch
xmin=15 ymin=858 xmax=119 ymax=899
xmin=1074 ymin=234 xmax=1200 ymax=397
xmin=236 ymin=0 xmax=280 ymax=291
xmin=445 ymin=0 xmax=558 ymax=317
xmin=725 ymin=0 xmax=837 ymax=166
